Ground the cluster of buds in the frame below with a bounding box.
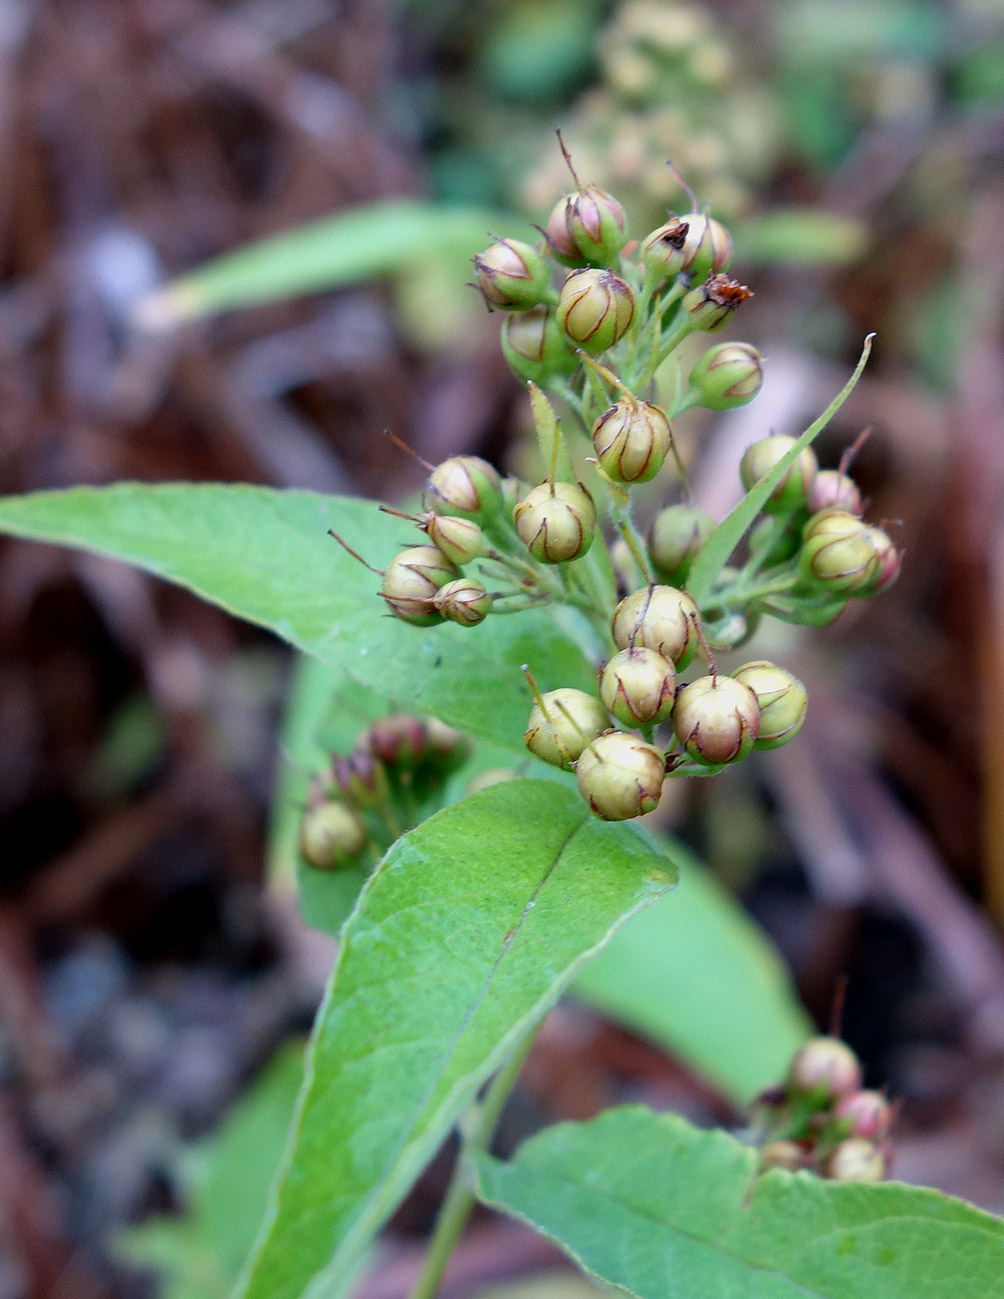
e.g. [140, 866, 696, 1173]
[754, 1036, 893, 1182]
[298, 714, 470, 869]
[362, 153, 897, 824]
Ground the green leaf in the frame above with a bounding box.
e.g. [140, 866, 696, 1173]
[236, 781, 678, 1299]
[135, 200, 531, 325]
[686, 335, 873, 606]
[734, 209, 868, 267]
[573, 845, 810, 1103]
[0, 485, 595, 753]
[477, 1108, 1004, 1299]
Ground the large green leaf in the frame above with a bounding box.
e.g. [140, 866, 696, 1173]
[573, 848, 810, 1103]
[236, 781, 678, 1299]
[135, 200, 530, 325]
[0, 485, 594, 753]
[477, 1108, 1004, 1299]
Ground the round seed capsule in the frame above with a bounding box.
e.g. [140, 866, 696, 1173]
[575, 731, 665, 821]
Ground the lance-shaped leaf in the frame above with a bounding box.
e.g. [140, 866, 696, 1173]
[0, 485, 595, 752]
[237, 781, 678, 1299]
[477, 1107, 1004, 1299]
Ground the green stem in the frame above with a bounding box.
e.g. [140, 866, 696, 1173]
[407, 1028, 538, 1299]
[709, 571, 800, 612]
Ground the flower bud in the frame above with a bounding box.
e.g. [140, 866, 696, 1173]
[380, 545, 456, 624]
[612, 585, 700, 669]
[514, 481, 596, 563]
[424, 514, 488, 566]
[688, 341, 764, 410]
[524, 687, 610, 769]
[555, 186, 629, 267]
[557, 268, 635, 353]
[501, 305, 577, 382]
[433, 577, 492, 627]
[789, 1036, 861, 1100]
[799, 510, 881, 594]
[546, 195, 584, 265]
[428, 456, 503, 519]
[673, 675, 760, 765]
[365, 714, 429, 769]
[759, 1140, 805, 1172]
[466, 767, 519, 796]
[640, 215, 690, 278]
[648, 505, 716, 584]
[834, 1090, 892, 1141]
[682, 274, 752, 332]
[808, 469, 863, 516]
[824, 1138, 886, 1183]
[299, 801, 368, 869]
[591, 399, 671, 484]
[599, 647, 676, 726]
[332, 749, 391, 810]
[575, 731, 665, 821]
[740, 435, 818, 514]
[677, 212, 733, 279]
[732, 661, 808, 750]
[473, 238, 551, 310]
[857, 525, 901, 597]
[423, 717, 472, 771]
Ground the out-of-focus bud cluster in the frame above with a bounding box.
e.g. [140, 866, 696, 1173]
[753, 1036, 893, 1181]
[298, 715, 471, 870]
[521, 0, 779, 231]
[367, 157, 893, 825]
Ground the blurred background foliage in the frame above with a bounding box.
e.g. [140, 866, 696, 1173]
[2, 0, 1004, 1296]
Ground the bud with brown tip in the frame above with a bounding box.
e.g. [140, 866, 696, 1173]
[611, 585, 700, 669]
[682, 274, 752, 332]
[523, 687, 610, 769]
[380, 546, 457, 625]
[673, 675, 760, 765]
[514, 481, 597, 563]
[575, 731, 665, 821]
[599, 647, 676, 726]
[677, 213, 734, 279]
[428, 456, 503, 520]
[557, 268, 635, 353]
[648, 505, 716, 585]
[299, 801, 368, 869]
[740, 435, 818, 514]
[732, 661, 808, 750]
[473, 238, 551, 310]
[640, 216, 690, 279]
[789, 1036, 862, 1101]
[591, 399, 671, 484]
[433, 578, 493, 627]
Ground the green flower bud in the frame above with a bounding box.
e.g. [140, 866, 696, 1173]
[591, 399, 671, 484]
[682, 274, 752, 332]
[640, 216, 690, 278]
[557, 268, 635, 354]
[808, 469, 863, 516]
[799, 510, 881, 593]
[473, 238, 551, 310]
[648, 504, 716, 584]
[759, 1140, 805, 1172]
[834, 1090, 892, 1141]
[545, 195, 584, 266]
[740, 435, 818, 514]
[514, 481, 597, 563]
[331, 749, 391, 810]
[575, 731, 665, 821]
[523, 687, 610, 769]
[424, 513, 488, 567]
[433, 577, 492, 626]
[611, 585, 700, 669]
[824, 1138, 886, 1183]
[857, 525, 901, 597]
[547, 187, 628, 267]
[423, 717, 472, 771]
[428, 456, 503, 519]
[365, 714, 429, 769]
[466, 767, 518, 796]
[380, 545, 456, 624]
[789, 1036, 861, 1100]
[677, 212, 733, 279]
[501, 305, 577, 382]
[299, 801, 368, 869]
[688, 341, 764, 410]
[599, 647, 676, 726]
[673, 675, 760, 765]
[732, 661, 808, 750]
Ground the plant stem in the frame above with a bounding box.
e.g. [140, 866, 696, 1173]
[407, 1028, 538, 1299]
